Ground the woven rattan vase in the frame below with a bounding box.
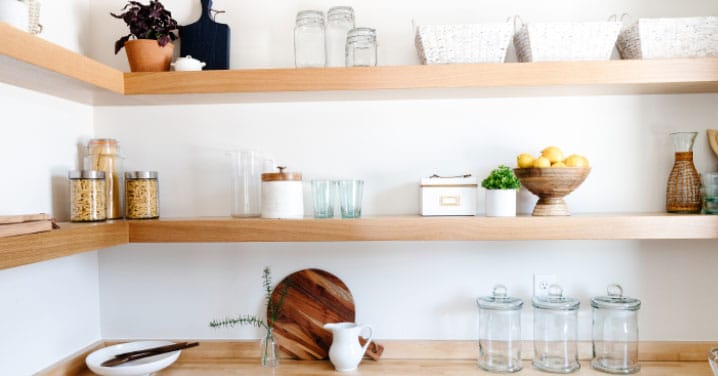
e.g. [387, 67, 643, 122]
[666, 132, 701, 213]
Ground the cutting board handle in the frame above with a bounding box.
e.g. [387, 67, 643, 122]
[200, 0, 212, 19]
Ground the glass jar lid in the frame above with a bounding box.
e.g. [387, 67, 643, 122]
[68, 170, 105, 179]
[125, 171, 158, 179]
[591, 284, 641, 311]
[262, 166, 302, 182]
[532, 284, 580, 310]
[327, 6, 354, 21]
[296, 10, 324, 25]
[477, 284, 523, 310]
[347, 27, 376, 43]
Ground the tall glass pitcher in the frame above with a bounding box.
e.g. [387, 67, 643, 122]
[230, 150, 268, 217]
[666, 132, 701, 213]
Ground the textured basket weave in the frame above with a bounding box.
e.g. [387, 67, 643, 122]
[514, 21, 622, 62]
[415, 23, 513, 64]
[617, 17, 718, 59]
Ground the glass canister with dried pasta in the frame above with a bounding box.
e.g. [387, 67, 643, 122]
[125, 171, 159, 219]
[85, 138, 123, 219]
[69, 170, 107, 222]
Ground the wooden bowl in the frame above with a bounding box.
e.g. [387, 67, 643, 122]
[514, 167, 591, 216]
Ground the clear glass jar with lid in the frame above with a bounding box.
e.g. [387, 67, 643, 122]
[476, 284, 523, 373]
[532, 284, 580, 373]
[591, 284, 641, 374]
[346, 27, 377, 67]
[84, 138, 123, 219]
[294, 10, 326, 68]
[69, 170, 106, 222]
[125, 171, 159, 219]
[326, 6, 355, 67]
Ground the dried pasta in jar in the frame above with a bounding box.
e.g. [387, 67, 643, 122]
[85, 139, 123, 219]
[125, 171, 159, 219]
[69, 170, 107, 222]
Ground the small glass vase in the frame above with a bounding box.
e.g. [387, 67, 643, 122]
[666, 132, 702, 213]
[260, 328, 278, 367]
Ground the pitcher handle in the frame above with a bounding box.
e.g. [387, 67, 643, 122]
[360, 324, 374, 355]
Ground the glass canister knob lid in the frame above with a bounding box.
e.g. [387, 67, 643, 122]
[532, 284, 580, 310]
[591, 284, 641, 310]
[477, 284, 523, 310]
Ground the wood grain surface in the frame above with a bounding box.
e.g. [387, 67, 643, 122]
[269, 269, 355, 360]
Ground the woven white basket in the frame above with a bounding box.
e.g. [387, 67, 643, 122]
[617, 17, 718, 59]
[415, 23, 513, 64]
[514, 21, 622, 62]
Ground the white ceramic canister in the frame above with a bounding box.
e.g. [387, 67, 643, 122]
[261, 166, 304, 219]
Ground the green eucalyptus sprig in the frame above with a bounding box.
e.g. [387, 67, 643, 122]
[481, 165, 520, 190]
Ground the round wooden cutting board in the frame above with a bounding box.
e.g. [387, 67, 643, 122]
[268, 268, 355, 360]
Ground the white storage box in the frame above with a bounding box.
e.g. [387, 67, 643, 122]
[514, 20, 622, 62]
[420, 175, 477, 216]
[415, 23, 513, 64]
[617, 17, 718, 59]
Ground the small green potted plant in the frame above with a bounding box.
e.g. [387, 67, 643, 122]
[111, 0, 178, 72]
[481, 165, 520, 217]
[209, 267, 290, 368]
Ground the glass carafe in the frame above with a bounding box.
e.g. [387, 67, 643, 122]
[666, 132, 701, 213]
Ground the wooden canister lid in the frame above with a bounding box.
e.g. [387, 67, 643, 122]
[262, 166, 302, 181]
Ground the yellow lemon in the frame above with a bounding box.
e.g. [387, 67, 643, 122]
[541, 146, 564, 163]
[517, 153, 535, 168]
[533, 156, 551, 168]
[564, 154, 590, 167]
[552, 161, 567, 168]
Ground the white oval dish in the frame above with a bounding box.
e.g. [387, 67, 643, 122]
[85, 341, 181, 376]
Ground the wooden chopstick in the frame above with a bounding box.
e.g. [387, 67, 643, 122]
[111, 342, 188, 359]
[101, 342, 199, 367]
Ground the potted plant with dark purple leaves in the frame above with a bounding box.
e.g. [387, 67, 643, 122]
[111, 0, 178, 72]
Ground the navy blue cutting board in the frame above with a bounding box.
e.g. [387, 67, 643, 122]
[179, 0, 230, 70]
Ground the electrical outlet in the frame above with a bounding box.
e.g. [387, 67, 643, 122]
[534, 274, 557, 297]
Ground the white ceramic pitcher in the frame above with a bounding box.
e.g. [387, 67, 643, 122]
[323, 322, 374, 372]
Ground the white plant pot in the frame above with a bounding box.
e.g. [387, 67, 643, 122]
[485, 189, 517, 217]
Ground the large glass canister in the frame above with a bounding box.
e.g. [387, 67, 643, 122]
[294, 10, 326, 68]
[326, 6, 355, 67]
[476, 284, 523, 373]
[666, 131, 701, 213]
[84, 138, 123, 219]
[532, 284, 580, 374]
[591, 284, 641, 374]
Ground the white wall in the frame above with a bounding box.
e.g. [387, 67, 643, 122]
[0, 1, 100, 374]
[88, 0, 718, 343]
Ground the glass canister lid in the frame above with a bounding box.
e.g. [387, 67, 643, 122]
[532, 284, 580, 310]
[591, 284, 641, 311]
[477, 284, 523, 310]
[262, 166, 302, 182]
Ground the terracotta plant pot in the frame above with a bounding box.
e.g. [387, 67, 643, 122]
[124, 39, 174, 72]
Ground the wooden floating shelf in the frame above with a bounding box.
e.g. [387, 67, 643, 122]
[129, 214, 718, 243]
[4, 22, 718, 105]
[44, 340, 716, 376]
[0, 221, 128, 270]
[3, 214, 716, 271]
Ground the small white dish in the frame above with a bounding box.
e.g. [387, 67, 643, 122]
[85, 341, 181, 376]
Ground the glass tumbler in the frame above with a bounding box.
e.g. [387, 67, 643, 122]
[312, 180, 337, 218]
[591, 284, 641, 374]
[703, 173, 718, 214]
[339, 180, 364, 218]
[230, 150, 265, 217]
[294, 10, 326, 68]
[346, 27, 377, 67]
[477, 285, 523, 373]
[532, 284, 580, 374]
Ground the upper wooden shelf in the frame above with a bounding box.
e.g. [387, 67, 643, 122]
[2, 214, 716, 271]
[4, 22, 718, 105]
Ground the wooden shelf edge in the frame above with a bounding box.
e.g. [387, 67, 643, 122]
[0, 221, 129, 270]
[129, 214, 718, 242]
[123, 58, 718, 96]
[41, 340, 716, 376]
[0, 23, 124, 97]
